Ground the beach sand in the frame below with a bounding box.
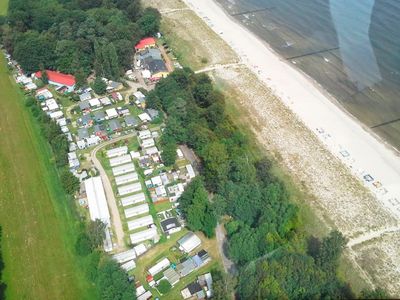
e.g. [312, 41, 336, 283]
[184, 0, 400, 217]
[146, 0, 400, 294]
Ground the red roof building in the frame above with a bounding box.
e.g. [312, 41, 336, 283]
[35, 70, 76, 87]
[135, 37, 156, 51]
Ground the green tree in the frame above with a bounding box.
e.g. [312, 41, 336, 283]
[40, 66, 48, 84]
[96, 259, 136, 300]
[13, 31, 56, 73]
[87, 219, 106, 250]
[211, 269, 234, 300]
[75, 68, 87, 88]
[157, 279, 171, 294]
[137, 8, 160, 36]
[75, 233, 92, 256]
[228, 225, 260, 264]
[179, 178, 217, 237]
[360, 288, 390, 299]
[201, 141, 229, 191]
[60, 169, 80, 195]
[315, 230, 347, 273]
[161, 142, 177, 166]
[92, 77, 107, 95]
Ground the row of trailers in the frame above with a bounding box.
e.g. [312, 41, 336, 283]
[107, 145, 158, 245]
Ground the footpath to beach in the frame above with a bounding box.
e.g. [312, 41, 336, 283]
[146, 0, 400, 294]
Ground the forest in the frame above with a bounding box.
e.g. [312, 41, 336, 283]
[2, 0, 160, 81]
[147, 68, 389, 299]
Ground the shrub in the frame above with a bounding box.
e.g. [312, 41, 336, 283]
[157, 279, 172, 294]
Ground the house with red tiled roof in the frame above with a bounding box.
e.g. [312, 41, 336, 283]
[34, 70, 76, 92]
[135, 37, 156, 52]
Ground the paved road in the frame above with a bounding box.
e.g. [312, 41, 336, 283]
[90, 133, 136, 251]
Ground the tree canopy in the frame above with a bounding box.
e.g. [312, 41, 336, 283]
[5, 0, 161, 79]
[147, 67, 390, 299]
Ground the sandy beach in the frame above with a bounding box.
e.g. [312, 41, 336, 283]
[183, 0, 400, 219]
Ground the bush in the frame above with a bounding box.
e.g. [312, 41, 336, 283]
[60, 169, 80, 195]
[157, 279, 171, 294]
[75, 233, 92, 256]
[92, 77, 107, 95]
[25, 97, 36, 107]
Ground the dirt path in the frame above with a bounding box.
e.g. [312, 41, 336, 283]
[347, 225, 400, 247]
[159, 8, 190, 14]
[216, 223, 237, 275]
[195, 62, 244, 74]
[90, 133, 136, 251]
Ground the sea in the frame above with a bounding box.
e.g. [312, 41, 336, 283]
[217, 0, 400, 151]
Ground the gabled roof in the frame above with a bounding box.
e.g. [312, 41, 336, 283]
[160, 217, 180, 233]
[143, 57, 167, 74]
[139, 48, 162, 60]
[186, 282, 202, 295]
[35, 70, 76, 86]
[109, 119, 122, 131]
[135, 37, 156, 50]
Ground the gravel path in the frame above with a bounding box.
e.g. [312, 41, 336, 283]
[216, 223, 237, 275]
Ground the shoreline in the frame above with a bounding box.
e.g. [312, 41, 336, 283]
[183, 0, 400, 220]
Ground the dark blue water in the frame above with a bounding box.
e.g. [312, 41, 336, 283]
[218, 0, 400, 150]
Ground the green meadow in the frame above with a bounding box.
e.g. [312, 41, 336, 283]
[0, 54, 95, 298]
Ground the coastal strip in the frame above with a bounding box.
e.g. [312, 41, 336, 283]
[183, 0, 400, 218]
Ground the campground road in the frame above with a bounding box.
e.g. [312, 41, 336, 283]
[90, 133, 136, 251]
[216, 223, 237, 275]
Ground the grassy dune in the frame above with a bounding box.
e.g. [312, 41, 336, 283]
[0, 56, 95, 299]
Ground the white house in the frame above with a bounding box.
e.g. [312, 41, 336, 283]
[130, 227, 158, 244]
[178, 232, 201, 253]
[138, 130, 152, 140]
[89, 98, 101, 108]
[121, 260, 136, 272]
[124, 203, 149, 218]
[127, 215, 153, 231]
[141, 138, 155, 149]
[134, 244, 147, 256]
[120, 192, 146, 207]
[150, 175, 162, 187]
[115, 172, 139, 186]
[107, 146, 128, 158]
[106, 108, 118, 119]
[148, 258, 170, 276]
[118, 182, 142, 196]
[138, 112, 151, 122]
[84, 177, 111, 226]
[109, 154, 132, 167]
[112, 163, 135, 176]
[49, 110, 64, 119]
[186, 164, 196, 180]
[112, 248, 137, 264]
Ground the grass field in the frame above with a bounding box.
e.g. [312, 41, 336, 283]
[0, 0, 7, 15]
[0, 55, 96, 299]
